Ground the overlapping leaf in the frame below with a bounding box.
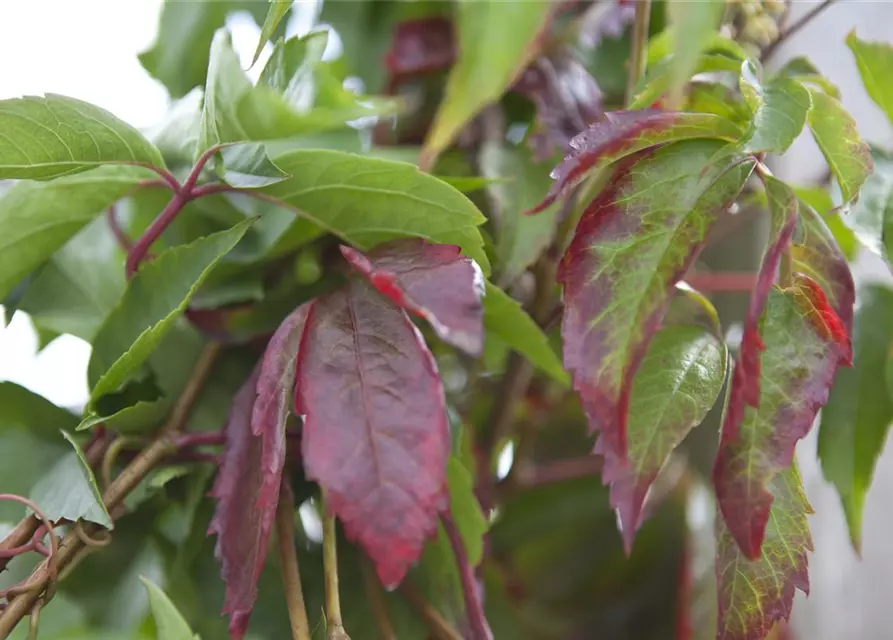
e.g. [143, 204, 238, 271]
[527, 111, 743, 214]
[254, 0, 292, 64]
[0, 165, 153, 300]
[482, 281, 567, 385]
[297, 278, 450, 588]
[87, 220, 253, 405]
[260, 149, 489, 272]
[0, 94, 164, 180]
[422, 0, 553, 166]
[607, 325, 726, 551]
[837, 149, 893, 260]
[739, 63, 811, 154]
[775, 56, 841, 99]
[818, 285, 893, 550]
[716, 464, 813, 640]
[629, 54, 743, 110]
[665, 0, 726, 104]
[846, 31, 893, 126]
[714, 284, 849, 560]
[806, 87, 872, 203]
[340, 239, 484, 355]
[559, 140, 752, 463]
[141, 576, 200, 640]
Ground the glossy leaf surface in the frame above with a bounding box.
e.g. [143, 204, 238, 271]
[340, 239, 484, 355]
[298, 278, 450, 588]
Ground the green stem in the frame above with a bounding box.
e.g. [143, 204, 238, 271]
[276, 481, 312, 640]
[626, 0, 652, 107]
[323, 509, 350, 640]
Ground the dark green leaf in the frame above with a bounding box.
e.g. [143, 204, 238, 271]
[141, 576, 199, 640]
[253, 0, 293, 64]
[0, 381, 78, 441]
[260, 149, 490, 272]
[739, 63, 811, 154]
[665, 0, 726, 103]
[806, 87, 872, 204]
[846, 30, 893, 127]
[87, 220, 253, 403]
[423, 0, 553, 165]
[818, 285, 893, 550]
[19, 217, 125, 341]
[480, 142, 560, 285]
[29, 431, 112, 528]
[483, 281, 567, 384]
[0, 165, 153, 301]
[609, 325, 726, 549]
[0, 94, 164, 180]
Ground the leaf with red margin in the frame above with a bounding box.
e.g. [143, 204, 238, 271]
[713, 283, 849, 561]
[340, 239, 484, 356]
[527, 111, 744, 214]
[297, 277, 450, 588]
[209, 304, 311, 638]
[560, 139, 753, 469]
[792, 201, 856, 336]
[716, 462, 813, 640]
[608, 325, 727, 552]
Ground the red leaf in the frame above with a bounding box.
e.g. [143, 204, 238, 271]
[559, 142, 752, 471]
[340, 239, 485, 355]
[526, 110, 744, 214]
[297, 278, 450, 588]
[209, 304, 311, 638]
[714, 283, 846, 560]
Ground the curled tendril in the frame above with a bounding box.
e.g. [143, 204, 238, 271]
[0, 495, 58, 577]
[73, 521, 112, 549]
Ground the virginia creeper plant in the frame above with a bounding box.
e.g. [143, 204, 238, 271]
[0, 1, 890, 639]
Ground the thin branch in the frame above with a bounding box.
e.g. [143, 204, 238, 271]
[685, 271, 757, 293]
[322, 510, 350, 640]
[398, 581, 464, 640]
[361, 555, 397, 640]
[125, 161, 181, 193]
[276, 480, 312, 640]
[625, 0, 652, 106]
[762, 0, 835, 62]
[441, 512, 492, 640]
[105, 205, 133, 252]
[0, 343, 221, 636]
[499, 456, 604, 498]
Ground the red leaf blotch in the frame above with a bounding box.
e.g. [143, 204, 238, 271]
[340, 239, 484, 356]
[297, 278, 450, 588]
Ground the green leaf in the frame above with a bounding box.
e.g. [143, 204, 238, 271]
[610, 325, 726, 549]
[482, 281, 567, 385]
[794, 185, 858, 261]
[198, 30, 398, 159]
[818, 285, 893, 550]
[647, 30, 749, 67]
[260, 149, 490, 272]
[629, 54, 743, 110]
[806, 87, 872, 204]
[254, 0, 293, 64]
[480, 143, 559, 285]
[716, 463, 812, 640]
[19, 217, 125, 341]
[141, 576, 200, 640]
[422, 0, 552, 165]
[147, 89, 203, 167]
[846, 30, 893, 127]
[665, 0, 726, 104]
[775, 56, 841, 99]
[0, 382, 78, 441]
[446, 455, 487, 567]
[839, 149, 893, 259]
[0, 165, 153, 301]
[87, 220, 254, 403]
[739, 62, 811, 154]
[0, 94, 164, 180]
[29, 431, 112, 528]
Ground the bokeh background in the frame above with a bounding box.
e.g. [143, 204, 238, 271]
[1, 2, 892, 638]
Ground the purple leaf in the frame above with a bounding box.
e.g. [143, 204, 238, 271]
[340, 239, 485, 355]
[297, 278, 451, 588]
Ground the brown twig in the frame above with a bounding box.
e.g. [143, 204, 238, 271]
[398, 581, 464, 640]
[0, 343, 221, 637]
[685, 271, 757, 293]
[441, 512, 492, 640]
[276, 480, 312, 640]
[762, 0, 836, 62]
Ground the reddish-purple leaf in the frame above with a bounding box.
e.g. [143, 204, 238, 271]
[716, 463, 813, 640]
[714, 282, 848, 560]
[297, 278, 450, 588]
[526, 110, 744, 214]
[209, 304, 311, 638]
[559, 140, 752, 493]
[340, 239, 485, 356]
[383, 17, 455, 92]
